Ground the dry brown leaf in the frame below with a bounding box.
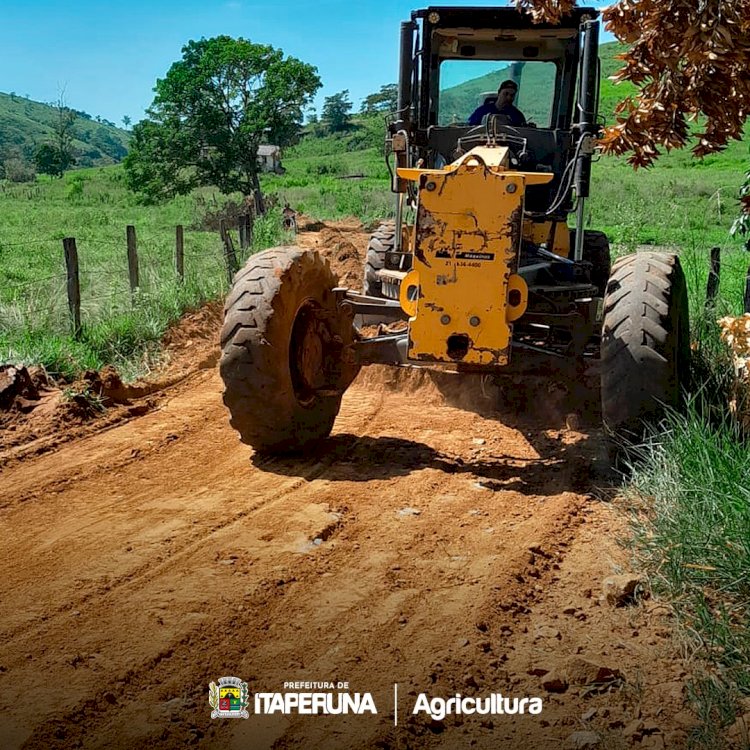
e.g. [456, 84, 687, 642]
[517, 0, 750, 166]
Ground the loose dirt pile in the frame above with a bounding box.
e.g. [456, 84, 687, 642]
[296, 216, 369, 289]
[0, 303, 222, 465]
[0, 219, 710, 749]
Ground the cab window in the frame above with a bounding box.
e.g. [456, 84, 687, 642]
[438, 60, 558, 127]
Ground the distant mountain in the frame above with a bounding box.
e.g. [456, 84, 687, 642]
[0, 92, 130, 168]
[437, 42, 635, 126]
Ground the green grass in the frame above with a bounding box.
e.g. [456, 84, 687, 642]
[617, 254, 749, 748]
[622, 396, 750, 748]
[0, 166, 285, 380]
[590, 136, 750, 251]
[260, 117, 393, 224]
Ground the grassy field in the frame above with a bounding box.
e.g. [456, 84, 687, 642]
[2, 119, 748, 378]
[260, 117, 392, 224]
[0, 169, 285, 379]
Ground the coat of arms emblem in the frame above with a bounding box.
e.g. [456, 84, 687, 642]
[209, 676, 250, 719]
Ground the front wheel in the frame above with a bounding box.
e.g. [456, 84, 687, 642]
[220, 247, 359, 453]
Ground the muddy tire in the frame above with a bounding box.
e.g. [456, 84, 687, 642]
[600, 252, 690, 443]
[363, 221, 396, 297]
[220, 247, 352, 453]
[570, 229, 611, 296]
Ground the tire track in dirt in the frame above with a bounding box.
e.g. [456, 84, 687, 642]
[0, 360, 596, 749]
[0, 384, 387, 648]
[7, 382, 598, 750]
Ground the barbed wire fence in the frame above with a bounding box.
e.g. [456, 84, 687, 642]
[0, 214, 258, 341]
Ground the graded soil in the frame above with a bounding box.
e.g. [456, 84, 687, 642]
[0, 220, 700, 750]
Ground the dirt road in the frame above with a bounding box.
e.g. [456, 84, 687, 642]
[0, 222, 694, 749]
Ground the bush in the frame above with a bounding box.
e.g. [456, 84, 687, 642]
[3, 157, 36, 183]
[306, 159, 346, 176]
[66, 173, 86, 201]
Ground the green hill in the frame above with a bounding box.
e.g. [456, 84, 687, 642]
[439, 61, 558, 125]
[0, 92, 130, 170]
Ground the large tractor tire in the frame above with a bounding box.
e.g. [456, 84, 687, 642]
[363, 220, 396, 297]
[220, 247, 358, 454]
[601, 252, 691, 443]
[570, 229, 611, 296]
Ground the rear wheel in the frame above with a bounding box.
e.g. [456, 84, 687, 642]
[363, 221, 396, 297]
[600, 252, 690, 444]
[220, 247, 358, 453]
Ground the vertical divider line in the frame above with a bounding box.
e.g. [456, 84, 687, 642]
[394, 683, 398, 726]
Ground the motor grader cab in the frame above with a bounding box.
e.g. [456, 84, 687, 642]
[219, 6, 690, 456]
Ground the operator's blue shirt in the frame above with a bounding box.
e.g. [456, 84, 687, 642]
[468, 102, 527, 127]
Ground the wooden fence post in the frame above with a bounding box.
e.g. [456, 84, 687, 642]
[705, 246, 721, 308]
[126, 225, 139, 295]
[251, 188, 265, 217]
[62, 237, 81, 339]
[744, 263, 750, 314]
[238, 216, 247, 250]
[175, 225, 184, 282]
[220, 219, 238, 282]
[238, 214, 248, 250]
[238, 213, 253, 250]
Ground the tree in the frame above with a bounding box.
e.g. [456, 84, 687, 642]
[2, 147, 36, 183]
[322, 90, 352, 132]
[34, 97, 77, 178]
[35, 143, 67, 177]
[121, 115, 131, 129]
[50, 97, 77, 175]
[123, 36, 321, 207]
[360, 84, 399, 115]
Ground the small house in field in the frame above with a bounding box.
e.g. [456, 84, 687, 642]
[257, 144, 284, 174]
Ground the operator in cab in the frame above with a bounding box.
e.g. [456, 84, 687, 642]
[468, 79, 527, 127]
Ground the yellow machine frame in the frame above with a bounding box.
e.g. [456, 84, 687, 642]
[397, 146, 554, 365]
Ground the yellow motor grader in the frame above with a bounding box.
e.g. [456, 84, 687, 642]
[219, 5, 690, 454]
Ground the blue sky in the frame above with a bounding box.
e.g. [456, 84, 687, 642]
[0, 1, 611, 126]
